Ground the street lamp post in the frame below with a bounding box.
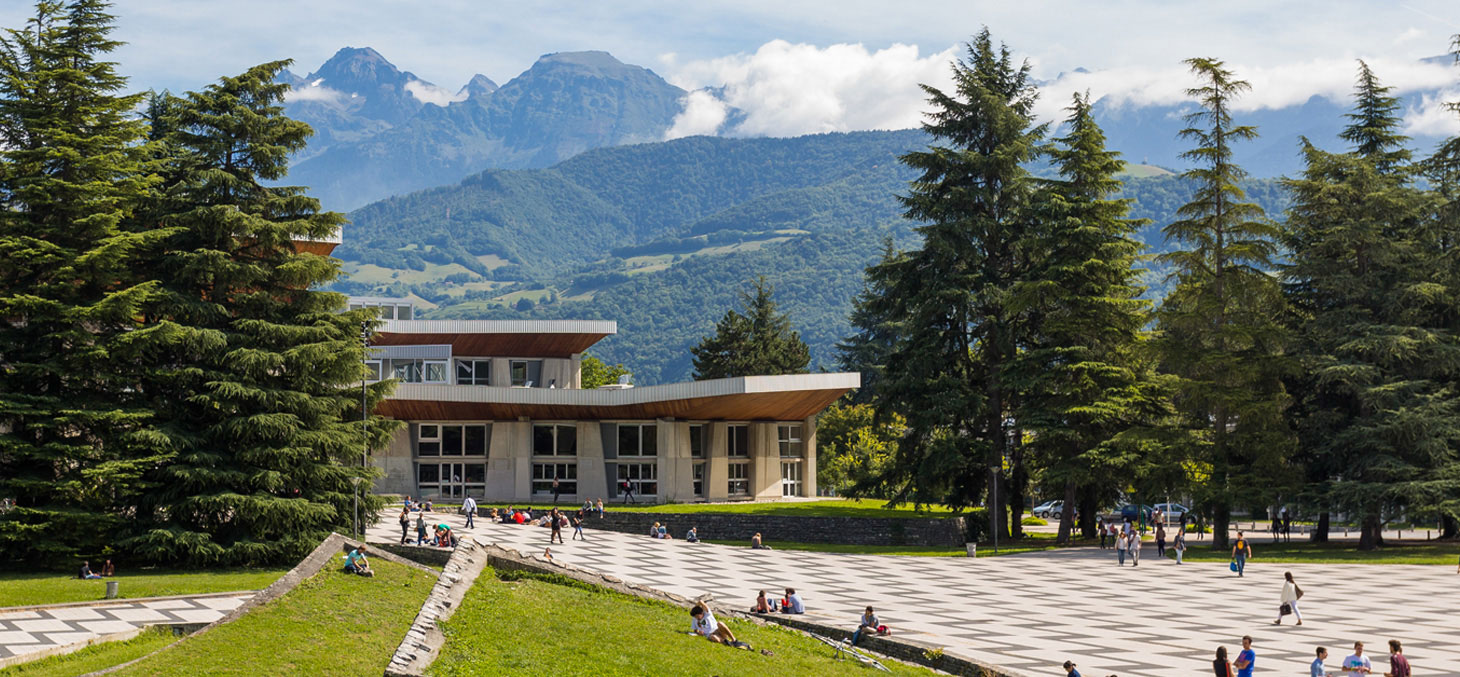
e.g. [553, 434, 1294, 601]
[991, 465, 999, 554]
[356, 320, 370, 540]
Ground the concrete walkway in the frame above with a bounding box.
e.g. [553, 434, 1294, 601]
[0, 593, 252, 665]
[413, 517, 1460, 677]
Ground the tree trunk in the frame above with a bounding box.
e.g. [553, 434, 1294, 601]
[1358, 512, 1382, 551]
[1442, 514, 1458, 540]
[1077, 486, 1099, 538]
[1212, 502, 1231, 550]
[1056, 479, 1077, 545]
[1311, 511, 1330, 543]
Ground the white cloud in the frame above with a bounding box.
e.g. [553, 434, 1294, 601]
[284, 84, 346, 103]
[403, 79, 466, 107]
[666, 40, 957, 137]
[1404, 90, 1460, 136]
[665, 90, 730, 139]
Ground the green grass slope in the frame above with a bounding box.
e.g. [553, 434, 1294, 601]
[0, 568, 288, 608]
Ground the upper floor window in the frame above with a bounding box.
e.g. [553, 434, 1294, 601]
[727, 424, 749, 458]
[393, 359, 447, 384]
[456, 359, 491, 386]
[617, 423, 657, 457]
[689, 424, 705, 458]
[778, 424, 803, 457]
[365, 360, 382, 382]
[532, 424, 577, 456]
[510, 359, 543, 387]
[417, 424, 489, 457]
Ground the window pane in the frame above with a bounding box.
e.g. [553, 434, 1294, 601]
[367, 361, 382, 381]
[380, 305, 396, 320]
[457, 361, 473, 384]
[690, 425, 704, 458]
[642, 425, 657, 456]
[420, 424, 439, 439]
[465, 426, 486, 455]
[511, 361, 528, 386]
[418, 464, 439, 483]
[618, 425, 640, 456]
[533, 425, 554, 455]
[443, 426, 463, 455]
[557, 425, 577, 455]
[397, 305, 413, 320]
[418, 442, 440, 456]
[425, 362, 446, 382]
[464, 464, 485, 483]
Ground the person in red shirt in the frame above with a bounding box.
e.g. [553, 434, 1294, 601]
[1384, 640, 1411, 677]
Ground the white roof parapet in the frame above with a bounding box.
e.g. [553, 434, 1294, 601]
[391, 372, 860, 405]
[378, 319, 618, 335]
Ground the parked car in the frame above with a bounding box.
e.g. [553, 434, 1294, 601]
[1032, 500, 1079, 520]
[1119, 503, 1154, 521]
[1151, 502, 1190, 522]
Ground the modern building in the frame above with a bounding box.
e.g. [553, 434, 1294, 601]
[357, 297, 859, 504]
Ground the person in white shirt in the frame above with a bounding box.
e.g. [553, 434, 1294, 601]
[1129, 531, 1141, 566]
[688, 602, 750, 649]
[462, 496, 477, 528]
[1342, 641, 1372, 675]
[1116, 532, 1129, 565]
[1274, 571, 1303, 625]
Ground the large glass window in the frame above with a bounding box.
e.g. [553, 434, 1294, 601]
[417, 461, 485, 499]
[455, 359, 491, 386]
[417, 424, 488, 457]
[617, 462, 658, 496]
[533, 463, 577, 495]
[781, 461, 803, 497]
[533, 424, 577, 456]
[727, 425, 749, 458]
[392, 359, 448, 384]
[365, 360, 382, 381]
[693, 462, 706, 496]
[689, 425, 705, 458]
[778, 424, 803, 457]
[617, 423, 657, 457]
[510, 359, 543, 387]
[728, 461, 750, 496]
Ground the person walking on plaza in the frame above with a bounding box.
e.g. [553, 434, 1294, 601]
[462, 495, 477, 528]
[1116, 530, 1129, 565]
[1175, 527, 1188, 564]
[1313, 647, 1331, 677]
[1155, 522, 1167, 559]
[1382, 640, 1410, 677]
[1129, 529, 1141, 566]
[399, 506, 411, 544]
[1342, 641, 1372, 675]
[1099, 519, 1109, 549]
[1232, 531, 1252, 577]
[552, 478, 561, 505]
[1234, 635, 1256, 677]
[620, 479, 636, 504]
[549, 507, 564, 544]
[571, 514, 586, 541]
[1274, 570, 1303, 625]
[1213, 646, 1235, 677]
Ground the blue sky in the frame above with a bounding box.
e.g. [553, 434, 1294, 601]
[2, 1, 1458, 136]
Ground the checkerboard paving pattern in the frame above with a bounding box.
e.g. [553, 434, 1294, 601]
[445, 520, 1460, 677]
[0, 594, 251, 663]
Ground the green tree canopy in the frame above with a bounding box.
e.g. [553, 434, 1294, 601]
[580, 352, 631, 389]
[690, 276, 810, 379]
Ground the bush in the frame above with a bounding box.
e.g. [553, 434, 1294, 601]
[1021, 516, 1047, 526]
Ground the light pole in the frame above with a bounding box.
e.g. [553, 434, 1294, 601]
[356, 320, 370, 540]
[991, 465, 999, 554]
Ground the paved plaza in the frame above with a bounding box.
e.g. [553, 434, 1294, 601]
[0, 593, 252, 664]
[372, 514, 1460, 676]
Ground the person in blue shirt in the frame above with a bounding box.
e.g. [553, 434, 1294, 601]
[1063, 660, 1081, 677]
[343, 546, 373, 577]
[1234, 635, 1256, 677]
[1312, 646, 1331, 677]
[780, 587, 804, 614]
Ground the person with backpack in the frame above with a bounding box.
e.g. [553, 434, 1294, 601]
[398, 506, 411, 544]
[1231, 531, 1253, 577]
[851, 606, 889, 645]
[1274, 570, 1303, 625]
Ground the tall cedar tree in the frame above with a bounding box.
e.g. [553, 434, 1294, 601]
[691, 276, 810, 380]
[124, 62, 399, 566]
[1284, 62, 1460, 550]
[865, 29, 1044, 540]
[1155, 58, 1292, 550]
[0, 1, 170, 565]
[835, 238, 902, 404]
[1422, 37, 1460, 538]
[1012, 93, 1170, 544]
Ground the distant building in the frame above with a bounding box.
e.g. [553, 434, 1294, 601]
[353, 297, 858, 503]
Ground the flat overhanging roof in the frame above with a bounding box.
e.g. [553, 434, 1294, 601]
[375, 372, 859, 421]
[373, 319, 617, 357]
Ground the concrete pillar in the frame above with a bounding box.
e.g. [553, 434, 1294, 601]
[372, 426, 414, 496]
[485, 422, 516, 500]
[753, 422, 781, 500]
[511, 418, 533, 501]
[707, 422, 729, 501]
[574, 421, 604, 503]
[803, 414, 818, 497]
[660, 419, 695, 503]
[569, 353, 583, 389]
[490, 358, 512, 387]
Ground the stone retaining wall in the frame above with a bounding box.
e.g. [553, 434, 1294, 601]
[574, 511, 968, 546]
[384, 538, 492, 677]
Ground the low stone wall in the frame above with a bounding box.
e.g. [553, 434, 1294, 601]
[576, 511, 968, 547]
[384, 538, 492, 677]
[372, 542, 454, 567]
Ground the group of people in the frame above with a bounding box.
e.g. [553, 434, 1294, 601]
[1211, 637, 1411, 677]
[748, 587, 804, 614]
[76, 559, 115, 580]
[1104, 517, 1192, 566]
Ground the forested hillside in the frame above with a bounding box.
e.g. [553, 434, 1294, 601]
[332, 129, 1288, 383]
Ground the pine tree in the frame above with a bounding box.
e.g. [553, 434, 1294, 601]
[691, 276, 809, 380]
[0, 0, 169, 565]
[1421, 36, 1460, 538]
[1154, 58, 1293, 550]
[1013, 93, 1170, 544]
[835, 238, 902, 404]
[124, 61, 398, 565]
[865, 29, 1045, 539]
[1286, 62, 1460, 550]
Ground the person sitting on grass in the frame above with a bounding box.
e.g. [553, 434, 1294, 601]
[101, 559, 115, 577]
[780, 587, 804, 614]
[686, 526, 699, 543]
[750, 590, 771, 613]
[689, 602, 752, 650]
[343, 546, 374, 577]
[78, 560, 102, 580]
[851, 606, 889, 645]
[751, 532, 771, 550]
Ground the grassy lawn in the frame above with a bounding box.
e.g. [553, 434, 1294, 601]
[0, 627, 176, 677]
[463, 498, 962, 519]
[0, 568, 289, 608]
[107, 558, 434, 676]
[1171, 539, 1460, 565]
[428, 569, 937, 677]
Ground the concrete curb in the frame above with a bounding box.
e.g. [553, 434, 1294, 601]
[0, 590, 256, 615]
[0, 622, 205, 671]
